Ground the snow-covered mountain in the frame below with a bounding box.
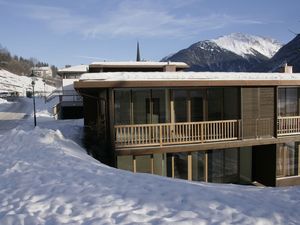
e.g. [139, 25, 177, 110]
[162, 33, 283, 72]
[258, 34, 300, 72]
[212, 33, 282, 59]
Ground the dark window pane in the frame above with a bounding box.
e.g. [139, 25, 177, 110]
[174, 153, 188, 179]
[208, 148, 239, 183]
[208, 88, 223, 120]
[173, 90, 188, 122]
[152, 89, 169, 123]
[276, 142, 299, 177]
[190, 90, 204, 122]
[132, 89, 150, 124]
[192, 152, 205, 181]
[223, 88, 239, 119]
[115, 90, 131, 125]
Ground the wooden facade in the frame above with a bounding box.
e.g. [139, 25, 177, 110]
[75, 77, 300, 187]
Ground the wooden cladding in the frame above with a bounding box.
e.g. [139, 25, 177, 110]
[278, 116, 300, 136]
[115, 120, 240, 148]
[242, 87, 275, 138]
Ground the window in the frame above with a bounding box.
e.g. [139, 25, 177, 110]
[277, 142, 299, 177]
[208, 148, 239, 183]
[114, 90, 131, 125]
[278, 88, 299, 117]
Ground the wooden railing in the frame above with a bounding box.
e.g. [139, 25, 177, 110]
[115, 120, 240, 148]
[278, 116, 300, 136]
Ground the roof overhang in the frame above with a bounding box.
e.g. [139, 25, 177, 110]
[74, 79, 300, 89]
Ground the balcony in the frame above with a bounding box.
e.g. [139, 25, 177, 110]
[278, 116, 300, 136]
[115, 120, 240, 148]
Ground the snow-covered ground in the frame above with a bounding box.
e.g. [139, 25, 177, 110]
[0, 98, 299, 225]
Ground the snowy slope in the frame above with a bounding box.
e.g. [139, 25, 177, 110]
[0, 99, 299, 224]
[212, 33, 282, 58]
[0, 69, 55, 96]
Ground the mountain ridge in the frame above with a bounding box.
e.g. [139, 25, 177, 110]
[162, 33, 283, 72]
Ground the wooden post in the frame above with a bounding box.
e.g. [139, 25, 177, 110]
[133, 156, 137, 173]
[204, 151, 208, 182]
[162, 153, 165, 176]
[151, 154, 154, 174]
[159, 125, 162, 147]
[171, 155, 175, 178]
[188, 153, 192, 181]
[274, 87, 278, 138]
[201, 123, 204, 143]
[298, 144, 300, 176]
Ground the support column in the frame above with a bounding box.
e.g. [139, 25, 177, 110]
[162, 153, 165, 176]
[204, 151, 208, 182]
[188, 153, 192, 181]
[171, 154, 175, 178]
[133, 156, 136, 173]
[150, 154, 154, 174]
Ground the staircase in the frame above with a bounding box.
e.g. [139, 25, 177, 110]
[45, 88, 63, 103]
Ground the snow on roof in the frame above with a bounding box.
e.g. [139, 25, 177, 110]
[89, 61, 188, 68]
[58, 65, 88, 73]
[80, 71, 300, 81]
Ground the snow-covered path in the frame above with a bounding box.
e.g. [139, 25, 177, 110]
[0, 98, 33, 133]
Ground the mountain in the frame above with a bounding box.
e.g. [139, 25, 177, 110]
[258, 34, 300, 72]
[162, 33, 283, 72]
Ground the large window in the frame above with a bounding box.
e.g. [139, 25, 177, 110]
[192, 152, 205, 181]
[277, 142, 299, 177]
[173, 90, 188, 122]
[132, 89, 150, 124]
[114, 90, 131, 125]
[208, 148, 239, 183]
[278, 88, 299, 117]
[114, 89, 168, 125]
[167, 153, 188, 180]
[208, 88, 223, 120]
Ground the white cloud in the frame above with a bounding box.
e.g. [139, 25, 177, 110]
[0, 0, 264, 39]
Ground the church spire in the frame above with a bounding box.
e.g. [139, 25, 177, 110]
[136, 41, 141, 62]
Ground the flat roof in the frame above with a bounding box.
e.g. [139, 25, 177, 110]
[58, 65, 88, 73]
[89, 61, 189, 68]
[74, 72, 300, 88]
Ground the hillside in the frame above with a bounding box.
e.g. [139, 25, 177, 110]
[0, 44, 55, 76]
[0, 69, 55, 96]
[163, 33, 282, 72]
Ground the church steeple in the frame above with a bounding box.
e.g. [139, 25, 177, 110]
[136, 41, 141, 62]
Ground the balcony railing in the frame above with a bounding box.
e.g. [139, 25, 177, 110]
[115, 120, 240, 148]
[278, 116, 300, 136]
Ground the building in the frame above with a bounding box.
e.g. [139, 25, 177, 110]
[49, 65, 89, 119]
[74, 71, 300, 187]
[55, 62, 188, 119]
[32, 66, 53, 78]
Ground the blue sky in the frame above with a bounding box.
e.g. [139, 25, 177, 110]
[0, 0, 299, 68]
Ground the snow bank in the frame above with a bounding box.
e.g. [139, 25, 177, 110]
[0, 98, 11, 104]
[0, 125, 299, 224]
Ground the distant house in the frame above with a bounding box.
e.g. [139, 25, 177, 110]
[74, 69, 300, 187]
[31, 66, 52, 78]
